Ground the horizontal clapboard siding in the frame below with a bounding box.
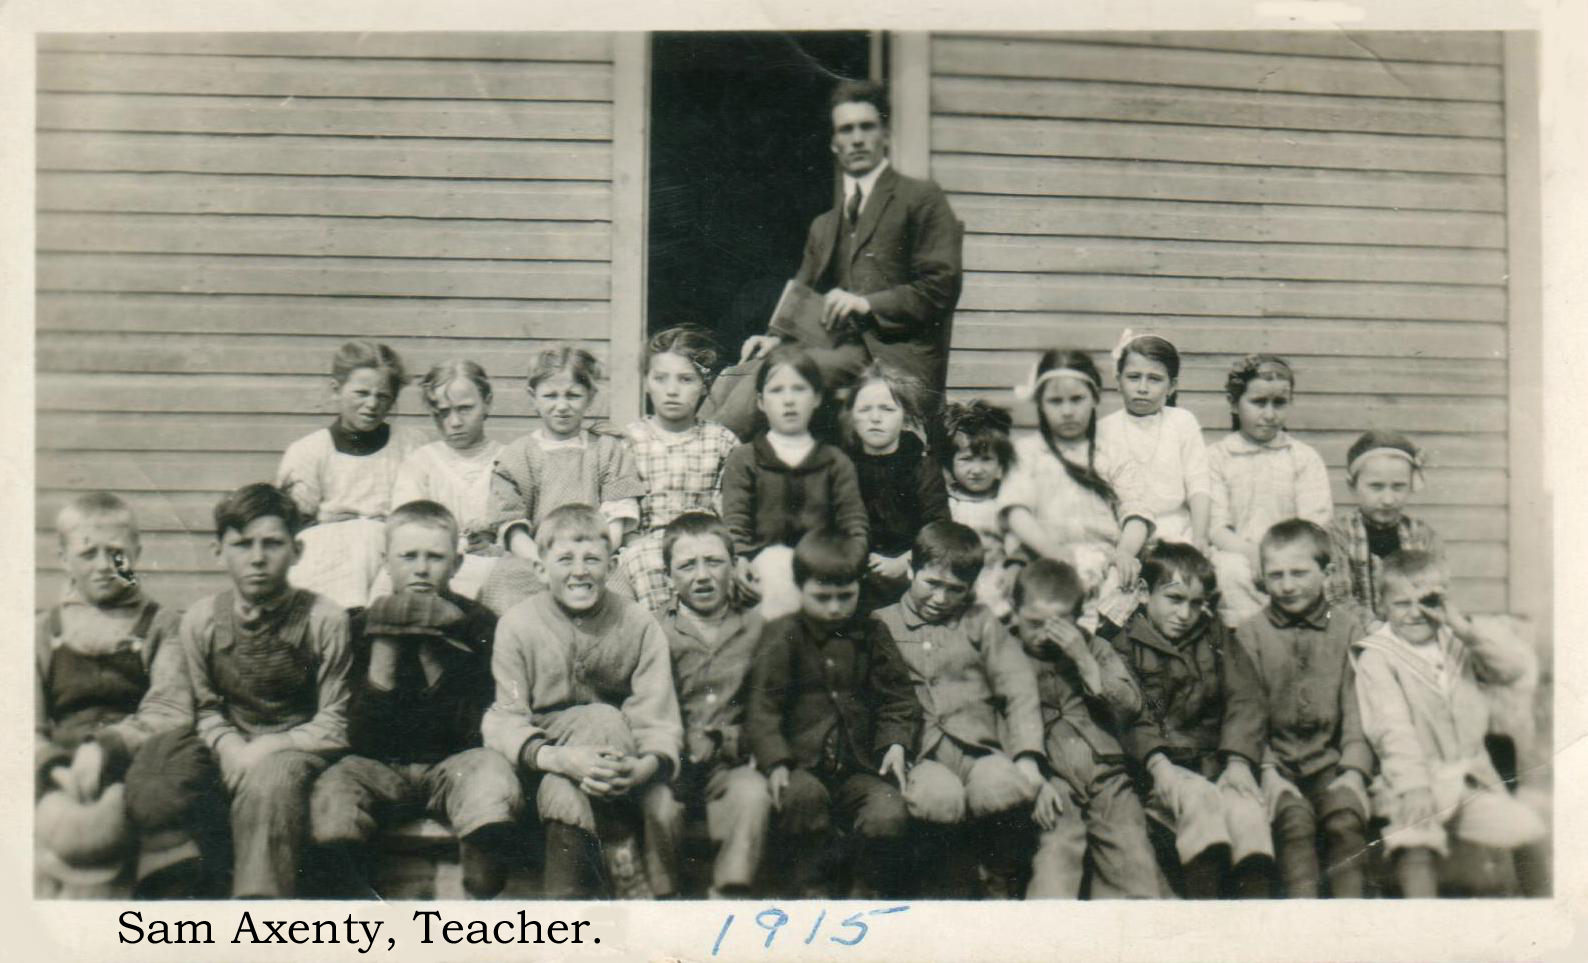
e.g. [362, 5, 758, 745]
[930, 32, 1511, 611]
[37, 33, 617, 608]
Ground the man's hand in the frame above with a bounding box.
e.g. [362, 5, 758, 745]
[540, 745, 624, 797]
[868, 552, 910, 582]
[1401, 786, 1438, 827]
[822, 289, 870, 330]
[739, 335, 783, 365]
[603, 753, 661, 796]
[66, 742, 108, 802]
[878, 744, 908, 787]
[768, 765, 790, 810]
[1217, 757, 1263, 805]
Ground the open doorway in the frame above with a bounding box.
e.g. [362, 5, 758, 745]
[647, 32, 875, 355]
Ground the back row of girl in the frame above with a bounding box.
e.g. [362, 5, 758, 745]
[279, 326, 1436, 632]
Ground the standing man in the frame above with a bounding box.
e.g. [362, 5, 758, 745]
[709, 80, 964, 440]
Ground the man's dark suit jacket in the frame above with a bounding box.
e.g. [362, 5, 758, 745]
[793, 165, 964, 401]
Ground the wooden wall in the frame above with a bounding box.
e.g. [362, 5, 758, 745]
[927, 31, 1511, 611]
[36, 32, 618, 607]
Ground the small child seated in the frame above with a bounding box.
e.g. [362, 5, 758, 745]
[1327, 430, 1444, 614]
[640, 512, 772, 899]
[1220, 519, 1371, 899]
[278, 340, 424, 608]
[481, 503, 683, 899]
[1352, 550, 1545, 897]
[1111, 542, 1273, 899]
[308, 500, 523, 900]
[872, 521, 1054, 898]
[163, 483, 355, 898]
[1011, 559, 1161, 899]
[1207, 355, 1332, 627]
[35, 493, 188, 896]
[746, 527, 921, 899]
[844, 364, 951, 611]
[940, 401, 1017, 618]
[480, 346, 646, 613]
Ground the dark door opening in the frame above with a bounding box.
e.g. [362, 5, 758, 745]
[647, 32, 874, 356]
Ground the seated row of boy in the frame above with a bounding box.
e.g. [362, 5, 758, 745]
[38, 481, 1538, 901]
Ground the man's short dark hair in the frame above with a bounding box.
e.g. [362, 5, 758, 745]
[830, 79, 890, 127]
[913, 520, 984, 583]
[1259, 518, 1332, 570]
[214, 482, 303, 540]
[792, 528, 866, 587]
[662, 511, 735, 571]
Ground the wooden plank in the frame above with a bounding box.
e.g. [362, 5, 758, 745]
[933, 77, 1504, 138]
[37, 332, 607, 376]
[1410, 506, 1507, 541]
[948, 195, 1505, 249]
[38, 172, 613, 221]
[40, 213, 612, 262]
[962, 235, 1507, 286]
[37, 253, 611, 300]
[38, 94, 613, 140]
[956, 274, 1507, 323]
[949, 351, 1505, 396]
[969, 391, 1507, 434]
[38, 451, 283, 492]
[949, 312, 1507, 359]
[38, 51, 614, 101]
[932, 116, 1504, 176]
[36, 412, 550, 453]
[1505, 32, 1542, 632]
[606, 33, 648, 426]
[931, 36, 1503, 101]
[38, 293, 610, 339]
[1036, 32, 1504, 66]
[38, 373, 609, 418]
[39, 132, 613, 181]
[931, 155, 1505, 212]
[38, 32, 615, 62]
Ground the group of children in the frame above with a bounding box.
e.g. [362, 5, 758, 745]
[35, 326, 1546, 901]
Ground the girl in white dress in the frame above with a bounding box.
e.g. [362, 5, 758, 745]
[277, 340, 423, 608]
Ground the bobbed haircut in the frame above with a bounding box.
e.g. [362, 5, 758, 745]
[829, 79, 890, 127]
[662, 510, 736, 571]
[912, 520, 985, 583]
[331, 340, 407, 395]
[527, 344, 604, 392]
[1139, 540, 1217, 597]
[214, 482, 304, 540]
[386, 499, 460, 545]
[1259, 518, 1332, 570]
[940, 400, 1015, 473]
[754, 342, 825, 398]
[1011, 557, 1085, 617]
[846, 362, 925, 426]
[56, 491, 138, 543]
[419, 359, 493, 410]
[534, 502, 610, 554]
[1375, 548, 1445, 595]
[792, 527, 866, 587]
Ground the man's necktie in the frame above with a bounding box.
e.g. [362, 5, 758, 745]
[845, 185, 863, 230]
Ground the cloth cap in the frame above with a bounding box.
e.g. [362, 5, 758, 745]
[364, 591, 468, 648]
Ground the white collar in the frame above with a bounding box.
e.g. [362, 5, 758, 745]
[843, 158, 890, 205]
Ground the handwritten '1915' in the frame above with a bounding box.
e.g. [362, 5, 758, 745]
[711, 905, 910, 954]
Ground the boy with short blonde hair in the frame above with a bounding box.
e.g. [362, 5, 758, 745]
[35, 493, 189, 894]
[482, 503, 682, 899]
[309, 500, 523, 899]
[1221, 518, 1372, 899]
[1352, 549, 1544, 897]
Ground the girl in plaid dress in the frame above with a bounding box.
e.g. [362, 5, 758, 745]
[619, 326, 741, 613]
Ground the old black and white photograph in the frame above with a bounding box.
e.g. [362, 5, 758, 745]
[11, 5, 1577, 959]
